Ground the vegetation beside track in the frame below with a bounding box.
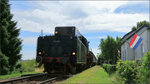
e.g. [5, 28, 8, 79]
[0, 59, 44, 80]
[20, 59, 43, 72]
[0, 72, 42, 80]
[61, 66, 114, 83]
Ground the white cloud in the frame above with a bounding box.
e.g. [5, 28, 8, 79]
[83, 13, 148, 32]
[79, 1, 128, 14]
[21, 50, 36, 60]
[22, 37, 37, 46]
[11, 1, 149, 34]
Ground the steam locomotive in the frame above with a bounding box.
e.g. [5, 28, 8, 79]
[36, 26, 97, 74]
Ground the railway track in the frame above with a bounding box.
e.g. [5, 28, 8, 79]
[37, 77, 56, 84]
[0, 73, 71, 84]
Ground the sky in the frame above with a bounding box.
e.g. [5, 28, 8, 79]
[9, 0, 149, 60]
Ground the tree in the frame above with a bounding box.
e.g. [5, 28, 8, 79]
[0, 51, 9, 75]
[113, 36, 121, 63]
[98, 36, 121, 64]
[0, 0, 10, 74]
[0, 0, 22, 74]
[131, 20, 150, 31]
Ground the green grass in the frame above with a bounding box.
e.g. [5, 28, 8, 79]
[0, 59, 44, 80]
[61, 66, 114, 84]
[21, 59, 41, 72]
[109, 73, 124, 84]
[0, 71, 42, 80]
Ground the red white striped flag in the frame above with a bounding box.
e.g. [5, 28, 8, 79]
[129, 33, 142, 50]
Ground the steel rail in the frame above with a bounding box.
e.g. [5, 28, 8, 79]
[37, 77, 57, 84]
[0, 73, 48, 84]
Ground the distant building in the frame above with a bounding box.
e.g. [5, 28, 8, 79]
[121, 25, 150, 61]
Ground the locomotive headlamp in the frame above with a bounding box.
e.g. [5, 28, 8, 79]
[55, 31, 58, 34]
[38, 52, 42, 55]
[72, 52, 76, 55]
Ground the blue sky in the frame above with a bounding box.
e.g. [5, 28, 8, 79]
[9, 1, 149, 60]
[114, 2, 149, 14]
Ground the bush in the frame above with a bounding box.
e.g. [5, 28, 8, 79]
[116, 60, 138, 84]
[137, 51, 150, 84]
[142, 51, 150, 71]
[102, 64, 116, 74]
[116, 51, 150, 84]
[21, 59, 38, 72]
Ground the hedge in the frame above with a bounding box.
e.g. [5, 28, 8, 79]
[102, 64, 116, 74]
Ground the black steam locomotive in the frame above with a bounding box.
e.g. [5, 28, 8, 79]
[36, 26, 97, 74]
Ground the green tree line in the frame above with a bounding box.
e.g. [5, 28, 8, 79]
[132, 20, 150, 31]
[0, 0, 22, 75]
[98, 36, 121, 64]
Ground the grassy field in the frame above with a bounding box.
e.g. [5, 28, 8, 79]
[60, 66, 115, 84]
